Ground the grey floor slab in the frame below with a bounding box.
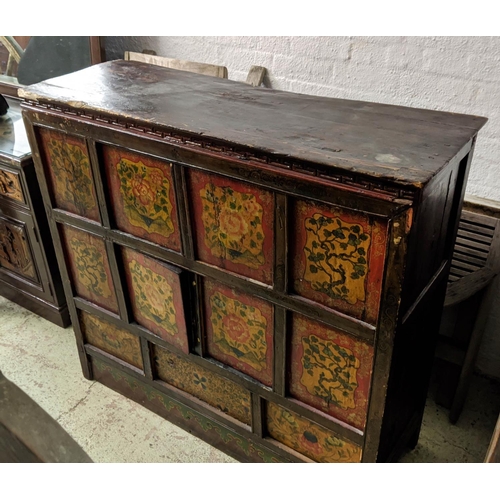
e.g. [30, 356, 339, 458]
[0, 296, 498, 463]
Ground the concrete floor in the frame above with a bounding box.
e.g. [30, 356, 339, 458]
[0, 295, 498, 463]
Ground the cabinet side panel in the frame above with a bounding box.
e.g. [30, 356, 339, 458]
[378, 147, 473, 462]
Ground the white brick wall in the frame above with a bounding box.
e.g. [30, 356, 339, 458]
[104, 36, 500, 378]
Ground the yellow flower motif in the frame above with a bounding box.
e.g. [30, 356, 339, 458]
[129, 259, 178, 336]
[200, 183, 265, 269]
[209, 291, 267, 372]
[117, 159, 174, 237]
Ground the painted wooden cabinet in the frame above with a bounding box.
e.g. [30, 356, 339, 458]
[0, 98, 69, 327]
[20, 61, 487, 462]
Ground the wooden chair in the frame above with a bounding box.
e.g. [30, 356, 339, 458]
[435, 203, 500, 423]
[0, 36, 24, 77]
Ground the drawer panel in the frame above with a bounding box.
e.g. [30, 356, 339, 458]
[102, 145, 182, 252]
[153, 345, 252, 426]
[37, 128, 100, 222]
[121, 247, 190, 354]
[0, 167, 24, 204]
[188, 168, 274, 285]
[79, 311, 144, 370]
[290, 198, 388, 324]
[203, 277, 274, 386]
[289, 313, 374, 430]
[59, 224, 119, 314]
[266, 401, 362, 463]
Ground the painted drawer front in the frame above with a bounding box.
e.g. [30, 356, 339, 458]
[122, 247, 189, 354]
[102, 145, 181, 251]
[60, 225, 119, 314]
[154, 346, 252, 425]
[0, 215, 36, 281]
[203, 278, 274, 386]
[289, 314, 374, 430]
[80, 311, 143, 369]
[290, 199, 388, 324]
[38, 128, 100, 222]
[188, 169, 274, 285]
[0, 168, 24, 204]
[266, 402, 362, 463]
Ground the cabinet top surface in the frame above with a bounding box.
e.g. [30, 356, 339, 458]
[0, 98, 31, 164]
[20, 60, 487, 187]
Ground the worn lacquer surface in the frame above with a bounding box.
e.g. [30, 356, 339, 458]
[38, 128, 100, 221]
[204, 279, 273, 386]
[60, 225, 118, 313]
[154, 345, 252, 425]
[189, 169, 274, 284]
[122, 247, 189, 353]
[80, 311, 143, 369]
[291, 199, 387, 324]
[289, 313, 374, 430]
[103, 146, 181, 251]
[21, 61, 487, 187]
[266, 402, 362, 462]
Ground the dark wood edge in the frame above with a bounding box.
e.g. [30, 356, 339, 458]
[51, 208, 376, 343]
[362, 210, 410, 462]
[20, 118, 92, 379]
[20, 107, 413, 217]
[89, 37, 103, 65]
[273, 306, 287, 397]
[402, 259, 449, 323]
[191, 274, 205, 357]
[87, 140, 110, 228]
[173, 164, 194, 260]
[0, 80, 22, 98]
[274, 193, 288, 293]
[251, 394, 264, 438]
[140, 337, 154, 380]
[104, 240, 130, 322]
[74, 296, 364, 445]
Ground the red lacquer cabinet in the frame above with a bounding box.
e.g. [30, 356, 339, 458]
[20, 61, 487, 462]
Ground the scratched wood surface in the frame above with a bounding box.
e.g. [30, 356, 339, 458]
[19, 60, 487, 187]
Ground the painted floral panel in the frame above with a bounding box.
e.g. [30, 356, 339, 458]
[122, 248, 189, 353]
[0, 168, 24, 203]
[0, 218, 36, 280]
[291, 199, 388, 324]
[188, 169, 274, 284]
[38, 128, 100, 221]
[289, 314, 374, 430]
[60, 225, 119, 313]
[154, 345, 251, 425]
[266, 402, 362, 463]
[79, 311, 143, 369]
[204, 279, 273, 386]
[103, 146, 181, 251]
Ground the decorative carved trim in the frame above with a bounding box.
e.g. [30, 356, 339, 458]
[22, 100, 417, 201]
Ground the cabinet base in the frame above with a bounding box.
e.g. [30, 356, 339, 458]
[0, 281, 71, 328]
